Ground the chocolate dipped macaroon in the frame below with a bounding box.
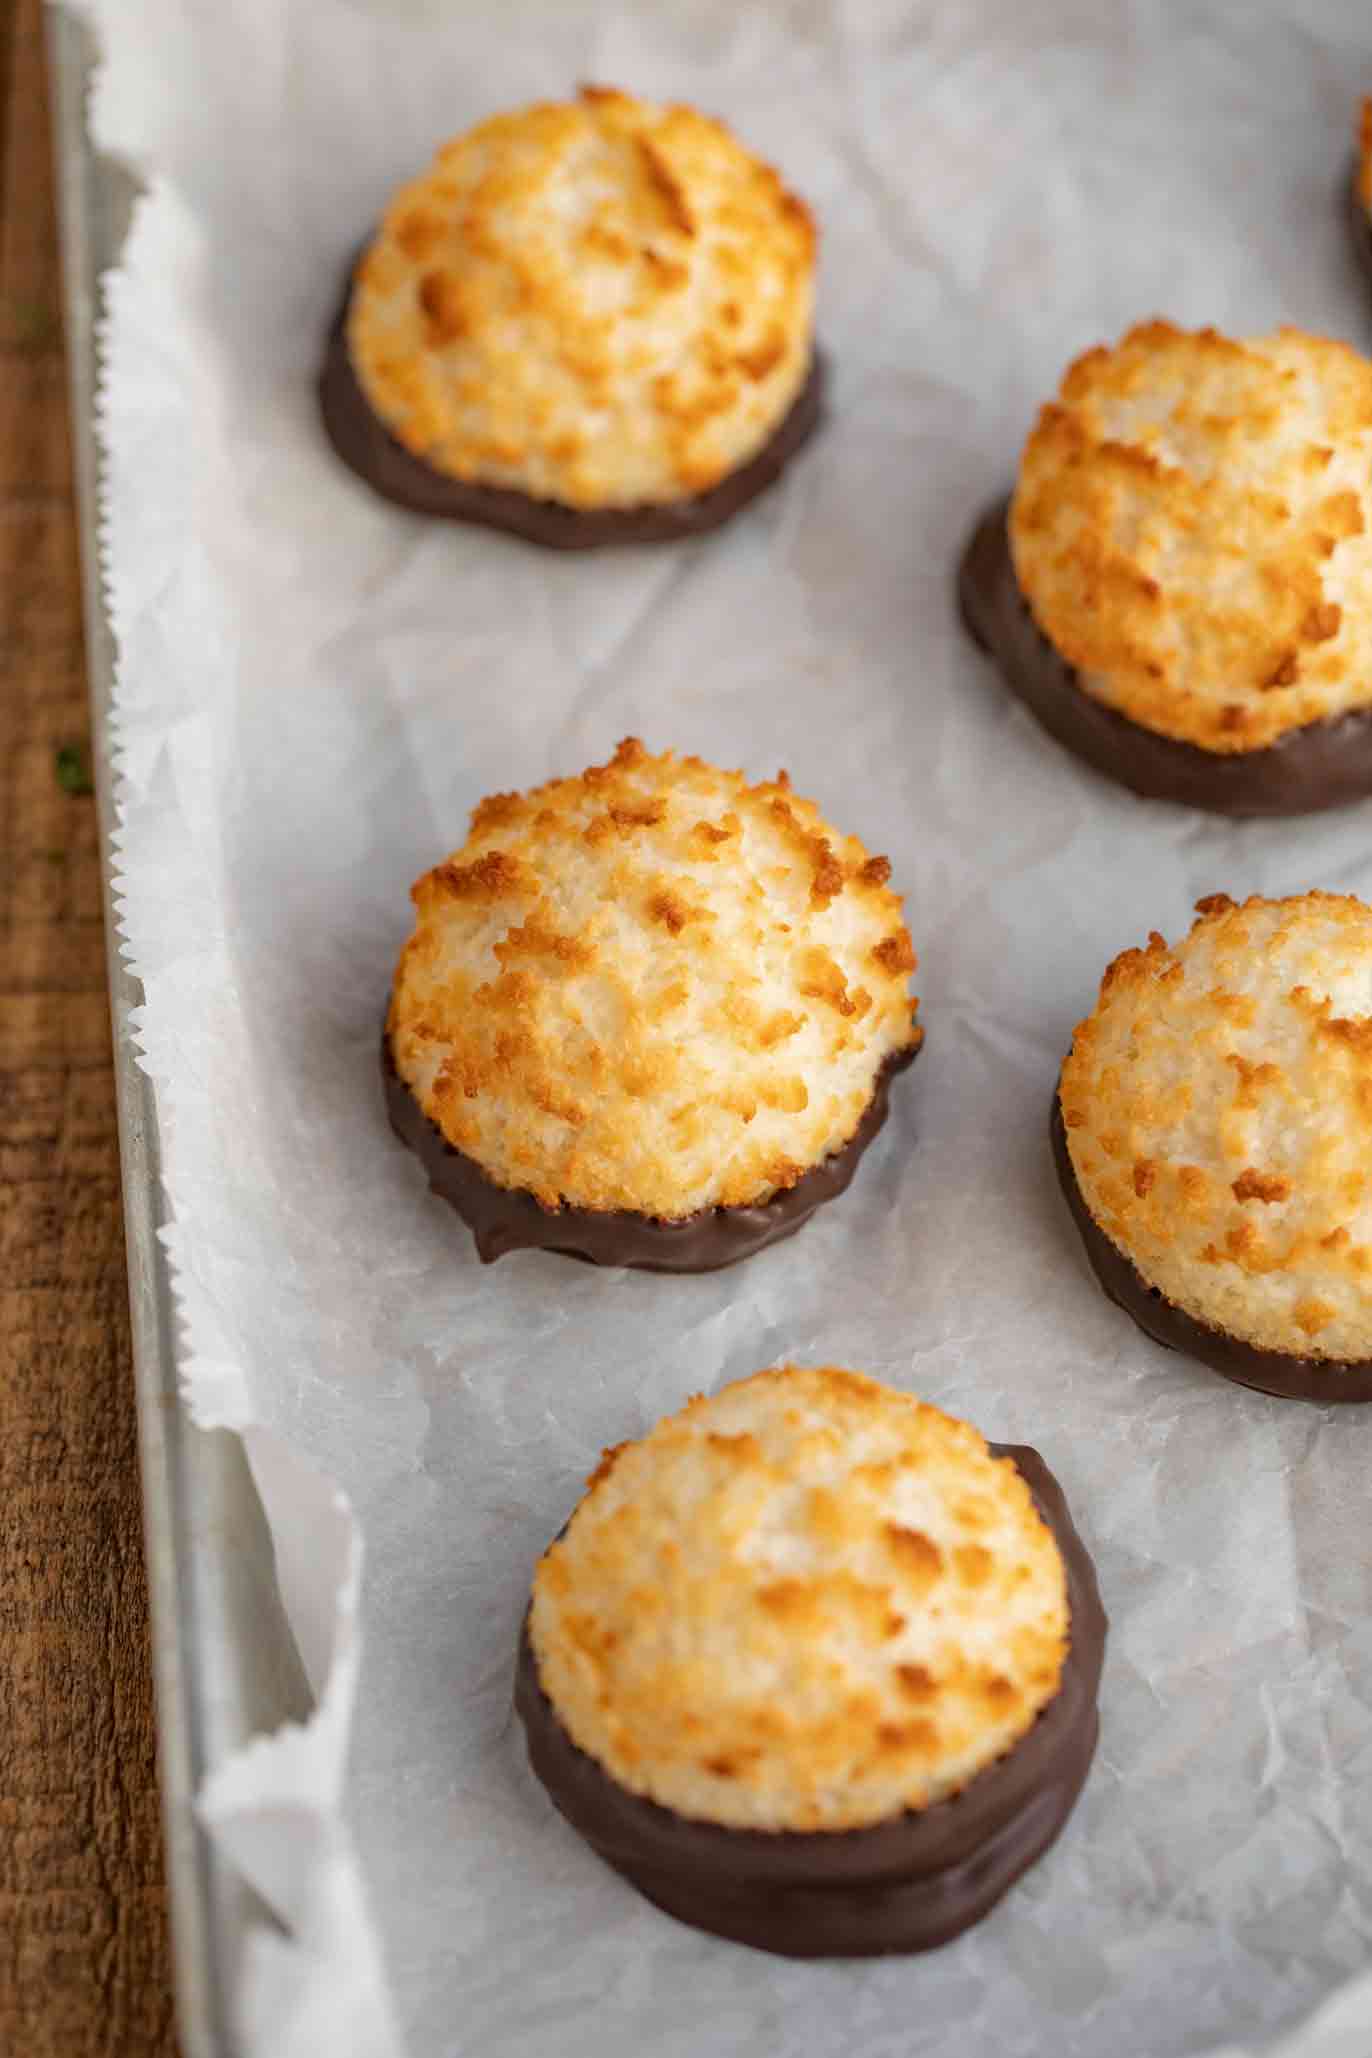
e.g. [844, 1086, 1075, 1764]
[960, 322, 1372, 816]
[321, 86, 822, 547]
[1057, 892, 1372, 1401]
[516, 1365, 1105, 1957]
[385, 740, 921, 1271]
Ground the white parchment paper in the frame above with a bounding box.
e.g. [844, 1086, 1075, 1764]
[80, 0, 1372, 2052]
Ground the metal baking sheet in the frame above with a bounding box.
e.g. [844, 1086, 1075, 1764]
[47, 4, 1372, 2055]
[44, 10, 311, 2055]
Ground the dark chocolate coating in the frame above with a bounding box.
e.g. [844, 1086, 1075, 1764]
[1351, 164, 1372, 295]
[514, 1444, 1105, 1957]
[958, 499, 1372, 818]
[383, 1033, 918, 1272]
[1052, 1091, 1372, 1402]
[319, 263, 826, 548]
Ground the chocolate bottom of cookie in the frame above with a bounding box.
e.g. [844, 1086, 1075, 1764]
[383, 1034, 917, 1273]
[514, 1443, 1105, 1958]
[1052, 1095, 1372, 1402]
[320, 267, 826, 548]
[958, 499, 1372, 818]
[1350, 163, 1372, 295]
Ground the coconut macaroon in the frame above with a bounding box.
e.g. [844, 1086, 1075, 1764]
[320, 86, 822, 546]
[959, 322, 1372, 815]
[531, 1366, 1070, 1831]
[515, 1365, 1105, 1956]
[384, 740, 921, 1271]
[1057, 892, 1372, 1399]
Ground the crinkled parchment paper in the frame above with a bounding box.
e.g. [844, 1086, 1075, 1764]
[80, 0, 1372, 2052]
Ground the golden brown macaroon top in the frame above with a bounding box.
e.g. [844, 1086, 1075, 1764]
[1011, 322, 1372, 753]
[1062, 891, 1372, 1362]
[387, 739, 920, 1220]
[348, 86, 816, 510]
[529, 1366, 1069, 1833]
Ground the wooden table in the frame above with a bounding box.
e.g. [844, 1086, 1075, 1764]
[0, 1, 177, 2049]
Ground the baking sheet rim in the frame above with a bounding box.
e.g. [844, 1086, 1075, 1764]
[43, 10, 312, 2055]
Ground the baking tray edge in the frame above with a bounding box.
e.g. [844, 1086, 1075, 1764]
[44, 10, 314, 2056]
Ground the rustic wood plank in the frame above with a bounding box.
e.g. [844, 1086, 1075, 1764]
[0, 1, 178, 2051]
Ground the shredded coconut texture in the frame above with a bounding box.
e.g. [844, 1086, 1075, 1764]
[349, 85, 815, 510]
[530, 1366, 1069, 1832]
[1062, 891, 1372, 1361]
[1011, 322, 1372, 752]
[388, 740, 920, 1218]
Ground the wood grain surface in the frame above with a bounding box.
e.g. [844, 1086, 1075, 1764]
[0, 1, 178, 2050]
